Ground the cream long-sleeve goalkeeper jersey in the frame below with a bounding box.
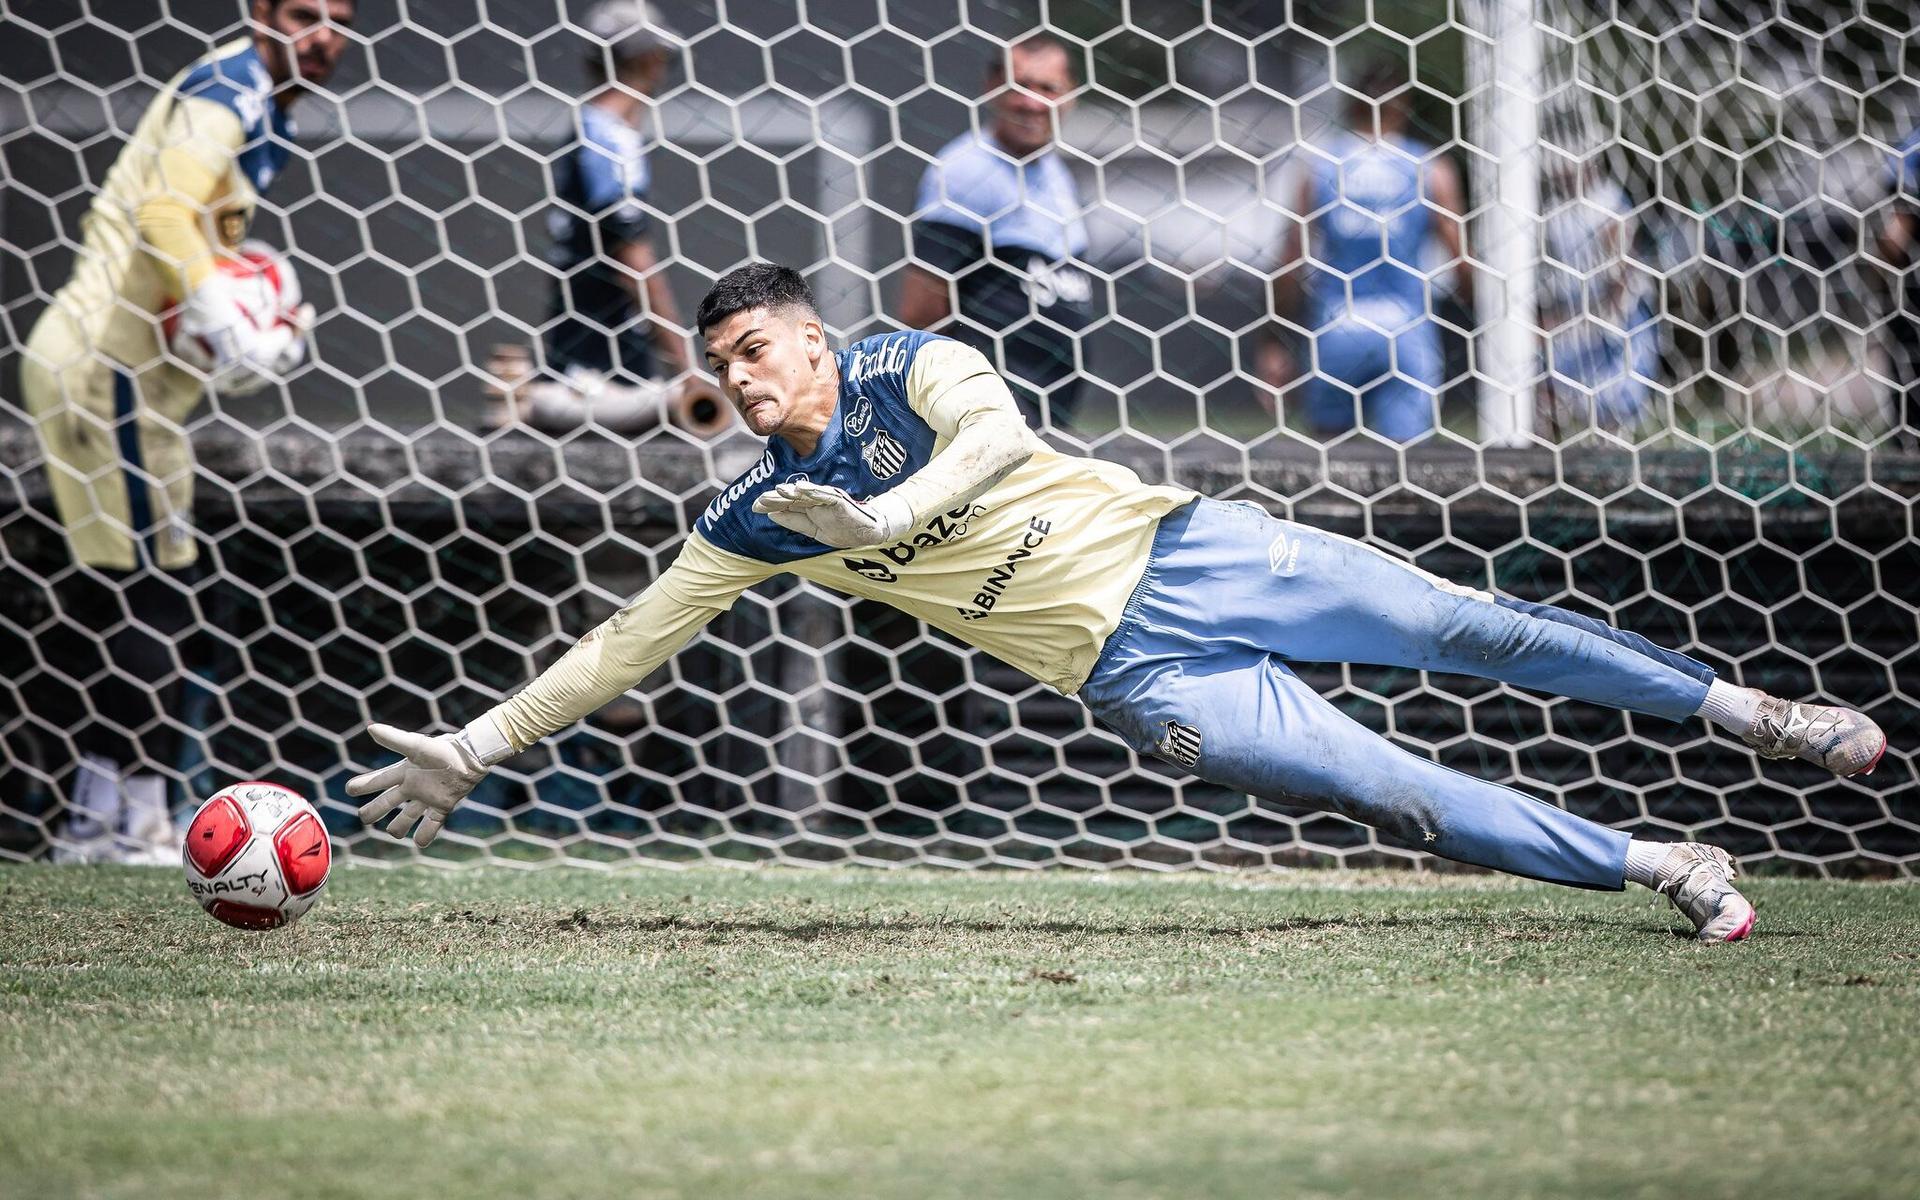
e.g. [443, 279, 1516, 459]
[32, 37, 295, 373]
[484, 334, 1196, 755]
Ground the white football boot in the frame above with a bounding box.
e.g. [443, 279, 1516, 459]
[1741, 692, 1887, 778]
[1650, 844, 1755, 943]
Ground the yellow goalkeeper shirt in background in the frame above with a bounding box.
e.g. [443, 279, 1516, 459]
[487, 335, 1197, 752]
[21, 37, 293, 570]
[30, 36, 292, 372]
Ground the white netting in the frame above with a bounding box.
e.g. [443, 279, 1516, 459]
[1, 0, 1914, 873]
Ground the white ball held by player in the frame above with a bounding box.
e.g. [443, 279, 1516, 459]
[166, 240, 314, 396]
[182, 781, 331, 930]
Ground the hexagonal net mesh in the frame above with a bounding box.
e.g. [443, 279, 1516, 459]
[1, 0, 1914, 873]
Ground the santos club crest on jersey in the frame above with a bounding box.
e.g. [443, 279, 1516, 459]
[863, 429, 908, 480]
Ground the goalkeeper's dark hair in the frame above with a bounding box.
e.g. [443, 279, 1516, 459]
[695, 263, 820, 334]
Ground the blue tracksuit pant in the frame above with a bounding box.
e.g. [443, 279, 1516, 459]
[1079, 499, 1715, 889]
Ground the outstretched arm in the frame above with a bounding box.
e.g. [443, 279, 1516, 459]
[349, 534, 773, 845]
[754, 340, 1042, 547]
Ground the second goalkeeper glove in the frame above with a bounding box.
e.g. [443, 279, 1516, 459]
[752, 480, 914, 549]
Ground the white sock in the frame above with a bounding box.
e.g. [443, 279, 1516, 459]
[1623, 839, 1673, 889]
[68, 754, 123, 840]
[1696, 680, 1763, 734]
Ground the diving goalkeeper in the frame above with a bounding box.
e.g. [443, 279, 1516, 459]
[351, 263, 1888, 942]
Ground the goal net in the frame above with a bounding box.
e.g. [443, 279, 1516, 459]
[1, 0, 1913, 874]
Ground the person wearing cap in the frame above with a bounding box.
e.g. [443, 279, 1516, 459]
[899, 34, 1094, 432]
[497, 0, 696, 432]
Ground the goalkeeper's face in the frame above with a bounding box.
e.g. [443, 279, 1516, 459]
[702, 307, 833, 440]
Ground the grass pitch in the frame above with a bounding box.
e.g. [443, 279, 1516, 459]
[2, 865, 1916, 1200]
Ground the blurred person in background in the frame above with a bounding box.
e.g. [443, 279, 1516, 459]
[1260, 63, 1472, 442]
[17, 0, 350, 862]
[1883, 122, 1920, 445]
[900, 34, 1093, 432]
[1539, 157, 1659, 435]
[489, 0, 707, 436]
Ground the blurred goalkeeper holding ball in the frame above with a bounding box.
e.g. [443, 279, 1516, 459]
[21, 0, 354, 862]
[354, 263, 1890, 942]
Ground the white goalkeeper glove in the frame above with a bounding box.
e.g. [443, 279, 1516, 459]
[172, 273, 312, 396]
[752, 481, 914, 549]
[347, 719, 510, 847]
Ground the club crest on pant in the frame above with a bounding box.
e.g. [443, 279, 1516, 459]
[1156, 720, 1203, 768]
[862, 428, 907, 480]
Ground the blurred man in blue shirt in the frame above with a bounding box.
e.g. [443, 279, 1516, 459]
[901, 35, 1093, 431]
[542, 0, 690, 391]
[1261, 66, 1473, 442]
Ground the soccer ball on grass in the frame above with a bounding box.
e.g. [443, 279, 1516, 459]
[182, 782, 331, 930]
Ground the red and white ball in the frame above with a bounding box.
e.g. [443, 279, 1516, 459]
[161, 239, 304, 351]
[183, 782, 331, 931]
